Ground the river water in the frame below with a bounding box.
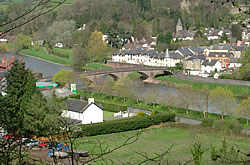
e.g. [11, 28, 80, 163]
[3, 53, 240, 115]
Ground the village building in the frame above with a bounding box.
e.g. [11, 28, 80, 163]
[173, 19, 194, 41]
[62, 98, 103, 125]
[112, 48, 183, 67]
[205, 52, 234, 68]
[228, 58, 242, 69]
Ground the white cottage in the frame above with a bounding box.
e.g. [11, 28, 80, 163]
[201, 60, 221, 74]
[62, 98, 103, 125]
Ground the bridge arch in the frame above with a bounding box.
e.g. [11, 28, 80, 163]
[154, 70, 173, 79]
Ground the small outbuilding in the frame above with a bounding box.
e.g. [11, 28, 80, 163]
[62, 98, 103, 125]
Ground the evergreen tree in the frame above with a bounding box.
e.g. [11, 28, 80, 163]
[1, 60, 38, 134]
[220, 32, 229, 43]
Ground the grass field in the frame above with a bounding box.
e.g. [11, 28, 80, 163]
[156, 76, 250, 97]
[127, 72, 142, 79]
[75, 124, 250, 164]
[20, 48, 73, 65]
[103, 111, 114, 118]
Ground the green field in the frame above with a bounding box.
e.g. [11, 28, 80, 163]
[21, 48, 73, 65]
[156, 76, 250, 97]
[127, 72, 142, 79]
[103, 111, 114, 118]
[75, 124, 250, 164]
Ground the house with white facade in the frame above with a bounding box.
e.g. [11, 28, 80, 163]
[62, 98, 103, 125]
[112, 48, 183, 67]
[201, 60, 221, 77]
[229, 58, 242, 68]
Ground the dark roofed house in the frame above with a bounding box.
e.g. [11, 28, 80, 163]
[62, 98, 103, 124]
[201, 59, 222, 74]
[229, 58, 242, 68]
[176, 47, 194, 58]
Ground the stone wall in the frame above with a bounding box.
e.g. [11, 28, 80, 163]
[175, 72, 250, 86]
[107, 61, 143, 68]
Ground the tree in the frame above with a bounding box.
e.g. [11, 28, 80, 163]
[87, 31, 111, 61]
[113, 77, 131, 103]
[143, 84, 160, 108]
[52, 70, 76, 87]
[101, 76, 115, 98]
[72, 45, 88, 67]
[130, 79, 144, 104]
[220, 32, 229, 43]
[231, 24, 242, 41]
[236, 46, 250, 81]
[0, 60, 38, 164]
[47, 20, 75, 47]
[79, 73, 91, 92]
[196, 86, 210, 117]
[178, 87, 197, 114]
[210, 87, 235, 120]
[133, 24, 147, 40]
[16, 33, 32, 50]
[237, 98, 250, 126]
[0, 0, 66, 36]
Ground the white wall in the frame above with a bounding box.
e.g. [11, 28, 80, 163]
[83, 104, 103, 124]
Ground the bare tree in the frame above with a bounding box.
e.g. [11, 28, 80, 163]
[0, 0, 66, 38]
[143, 84, 161, 108]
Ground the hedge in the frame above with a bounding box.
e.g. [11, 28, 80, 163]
[76, 113, 175, 137]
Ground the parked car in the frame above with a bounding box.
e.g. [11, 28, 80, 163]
[25, 140, 39, 148]
[48, 141, 59, 149]
[3, 134, 14, 140]
[56, 143, 69, 151]
[39, 140, 49, 148]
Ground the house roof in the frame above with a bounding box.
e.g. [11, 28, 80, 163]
[177, 30, 193, 38]
[230, 58, 240, 63]
[234, 46, 245, 51]
[177, 48, 195, 56]
[66, 98, 103, 113]
[0, 72, 7, 78]
[202, 60, 219, 66]
[189, 47, 203, 54]
[187, 55, 206, 61]
[208, 52, 232, 57]
[212, 44, 231, 50]
[158, 52, 184, 59]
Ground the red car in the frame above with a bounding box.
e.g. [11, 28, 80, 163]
[3, 134, 14, 140]
[39, 140, 49, 148]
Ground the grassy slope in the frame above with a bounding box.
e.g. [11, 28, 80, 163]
[75, 126, 250, 164]
[103, 111, 114, 118]
[20, 48, 72, 65]
[156, 76, 250, 97]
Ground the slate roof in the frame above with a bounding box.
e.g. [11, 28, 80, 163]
[187, 55, 206, 61]
[189, 47, 203, 54]
[177, 30, 193, 38]
[212, 44, 231, 50]
[158, 52, 184, 59]
[230, 58, 240, 63]
[66, 98, 103, 113]
[208, 52, 232, 57]
[177, 48, 194, 56]
[234, 46, 245, 51]
[202, 60, 218, 66]
[0, 72, 7, 78]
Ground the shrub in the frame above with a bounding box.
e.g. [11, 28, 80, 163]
[214, 120, 242, 135]
[201, 118, 214, 127]
[33, 44, 40, 51]
[77, 113, 175, 136]
[137, 112, 146, 117]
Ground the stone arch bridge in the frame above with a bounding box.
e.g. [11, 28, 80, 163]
[78, 67, 173, 82]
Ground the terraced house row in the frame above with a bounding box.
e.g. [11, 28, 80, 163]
[112, 48, 184, 67]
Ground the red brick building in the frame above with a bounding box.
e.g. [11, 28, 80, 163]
[0, 56, 22, 80]
[205, 52, 234, 68]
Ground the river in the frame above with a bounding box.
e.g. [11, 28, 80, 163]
[3, 53, 240, 115]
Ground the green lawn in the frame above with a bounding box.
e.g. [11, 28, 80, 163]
[156, 76, 250, 97]
[127, 72, 142, 79]
[103, 111, 114, 118]
[82, 63, 112, 70]
[74, 125, 250, 164]
[20, 48, 73, 65]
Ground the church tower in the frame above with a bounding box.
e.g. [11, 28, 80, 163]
[176, 19, 183, 33]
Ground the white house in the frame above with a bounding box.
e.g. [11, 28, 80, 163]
[201, 60, 221, 76]
[62, 98, 103, 125]
[229, 58, 242, 68]
[54, 43, 64, 48]
[112, 48, 183, 67]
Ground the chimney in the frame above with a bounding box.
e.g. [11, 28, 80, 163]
[88, 98, 94, 104]
[165, 49, 169, 58]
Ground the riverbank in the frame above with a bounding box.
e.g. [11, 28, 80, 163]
[19, 48, 112, 70]
[156, 75, 250, 97]
[73, 91, 249, 129]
